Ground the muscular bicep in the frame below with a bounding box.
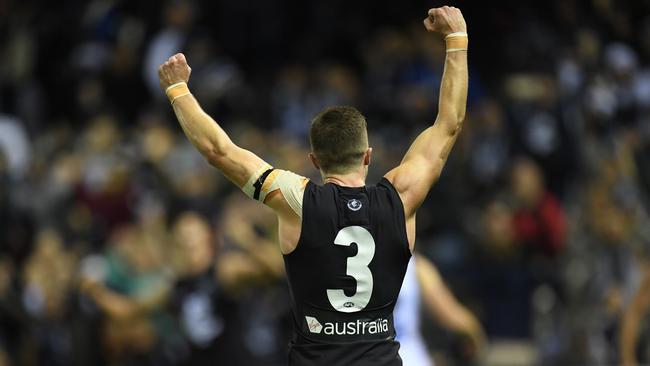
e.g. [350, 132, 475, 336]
[385, 121, 460, 217]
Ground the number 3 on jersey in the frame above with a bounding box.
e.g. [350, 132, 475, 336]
[327, 226, 376, 313]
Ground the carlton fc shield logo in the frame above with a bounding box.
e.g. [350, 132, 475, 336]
[347, 199, 362, 211]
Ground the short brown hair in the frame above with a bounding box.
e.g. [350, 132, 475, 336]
[309, 106, 368, 174]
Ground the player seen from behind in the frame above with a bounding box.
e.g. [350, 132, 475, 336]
[157, 5, 468, 365]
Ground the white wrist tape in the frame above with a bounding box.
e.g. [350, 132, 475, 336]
[445, 32, 468, 39]
[165, 82, 192, 105]
[445, 32, 468, 53]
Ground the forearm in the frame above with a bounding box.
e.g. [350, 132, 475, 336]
[87, 285, 141, 319]
[160, 54, 271, 190]
[437, 303, 479, 336]
[420, 276, 484, 346]
[620, 286, 650, 365]
[417, 254, 468, 331]
[161, 61, 233, 158]
[421, 279, 474, 333]
[392, 36, 468, 167]
[168, 86, 266, 186]
[409, 39, 469, 168]
[171, 92, 235, 162]
[225, 221, 285, 277]
[435, 44, 468, 133]
[245, 241, 285, 278]
[621, 269, 650, 365]
[621, 306, 640, 366]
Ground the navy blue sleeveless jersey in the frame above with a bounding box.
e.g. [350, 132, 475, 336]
[283, 178, 411, 365]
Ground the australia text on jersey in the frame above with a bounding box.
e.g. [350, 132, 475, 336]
[305, 316, 389, 336]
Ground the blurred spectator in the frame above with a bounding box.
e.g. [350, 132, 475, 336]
[169, 211, 225, 365]
[0, 114, 30, 181]
[213, 195, 289, 366]
[510, 158, 567, 257]
[22, 229, 78, 366]
[144, 1, 195, 98]
[79, 225, 174, 365]
[472, 200, 534, 339]
[465, 99, 510, 195]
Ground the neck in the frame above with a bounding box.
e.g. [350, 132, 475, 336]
[322, 170, 366, 187]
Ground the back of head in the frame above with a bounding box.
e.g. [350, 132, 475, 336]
[309, 106, 368, 174]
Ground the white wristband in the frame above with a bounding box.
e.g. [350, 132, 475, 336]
[445, 32, 468, 39]
[165, 81, 187, 93]
[165, 82, 192, 105]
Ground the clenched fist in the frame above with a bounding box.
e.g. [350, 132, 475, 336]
[158, 53, 192, 91]
[423, 6, 466, 36]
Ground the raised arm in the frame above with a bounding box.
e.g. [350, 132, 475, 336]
[385, 6, 468, 219]
[158, 53, 269, 188]
[158, 54, 304, 253]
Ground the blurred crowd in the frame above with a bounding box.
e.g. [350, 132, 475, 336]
[1, 0, 650, 365]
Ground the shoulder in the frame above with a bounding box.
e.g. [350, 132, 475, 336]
[376, 177, 398, 191]
[371, 177, 403, 202]
[264, 170, 310, 217]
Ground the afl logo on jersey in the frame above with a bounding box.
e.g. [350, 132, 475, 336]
[347, 199, 362, 211]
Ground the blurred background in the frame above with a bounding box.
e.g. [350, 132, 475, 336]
[1, 0, 650, 365]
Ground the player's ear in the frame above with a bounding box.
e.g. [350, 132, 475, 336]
[308, 152, 320, 171]
[364, 147, 372, 166]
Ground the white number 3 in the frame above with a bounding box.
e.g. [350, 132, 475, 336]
[327, 226, 375, 313]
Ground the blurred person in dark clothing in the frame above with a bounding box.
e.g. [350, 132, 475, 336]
[465, 99, 511, 196]
[628, 128, 650, 216]
[582, 155, 647, 364]
[507, 158, 566, 347]
[272, 65, 319, 140]
[504, 74, 577, 196]
[471, 199, 534, 339]
[144, 1, 196, 99]
[0, 255, 29, 366]
[21, 229, 78, 366]
[168, 211, 226, 366]
[0, 150, 35, 268]
[213, 195, 290, 366]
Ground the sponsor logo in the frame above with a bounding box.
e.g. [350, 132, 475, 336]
[305, 316, 323, 334]
[305, 315, 389, 336]
[347, 199, 362, 211]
